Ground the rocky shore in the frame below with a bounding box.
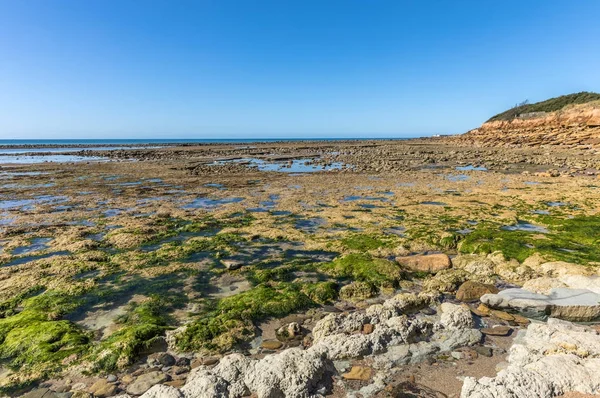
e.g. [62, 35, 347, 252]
[1, 139, 599, 397]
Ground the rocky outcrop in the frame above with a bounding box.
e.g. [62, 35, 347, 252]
[452, 101, 600, 149]
[461, 318, 600, 397]
[150, 293, 483, 398]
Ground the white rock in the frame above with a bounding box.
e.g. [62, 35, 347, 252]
[181, 370, 230, 398]
[481, 287, 600, 321]
[140, 385, 183, 398]
[439, 303, 474, 329]
[461, 318, 600, 398]
[244, 347, 334, 398]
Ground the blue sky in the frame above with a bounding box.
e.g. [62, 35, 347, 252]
[0, 1, 599, 139]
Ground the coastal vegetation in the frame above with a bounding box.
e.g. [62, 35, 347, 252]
[487, 91, 600, 122]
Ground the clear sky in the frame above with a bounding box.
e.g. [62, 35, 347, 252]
[0, 1, 599, 139]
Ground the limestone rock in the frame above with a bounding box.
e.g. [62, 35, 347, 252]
[461, 318, 600, 398]
[139, 385, 183, 398]
[439, 303, 474, 330]
[522, 277, 568, 294]
[180, 370, 229, 398]
[481, 287, 600, 322]
[244, 347, 335, 397]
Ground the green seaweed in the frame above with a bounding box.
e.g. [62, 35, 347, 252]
[175, 282, 315, 352]
[0, 291, 90, 389]
[320, 253, 403, 287]
[459, 215, 600, 264]
[341, 233, 387, 251]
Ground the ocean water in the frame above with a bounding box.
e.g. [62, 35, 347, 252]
[0, 138, 409, 146]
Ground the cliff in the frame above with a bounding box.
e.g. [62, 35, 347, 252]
[453, 93, 600, 149]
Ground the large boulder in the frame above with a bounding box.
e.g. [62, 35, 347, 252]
[244, 347, 334, 397]
[481, 287, 600, 322]
[456, 280, 499, 302]
[396, 254, 452, 273]
[461, 318, 600, 398]
[174, 348, 334, 398]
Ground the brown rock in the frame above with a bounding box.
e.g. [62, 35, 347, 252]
[481, 326, 512, 336]
[342, 366, 373, 381]
[490, 309, 515, 321]
[362, 323, 374, 334]
[121, 375, 134, 384]
[512, 314, 531, 325]
[165, 380, 186, 388]
[88, 379, 117, 398]
[396, 253, 452, 273]
[456, 281, 499, 302]
[476, 303, 491, 316]
[261, 340, 284, 350]
[202, 357, 220, 366]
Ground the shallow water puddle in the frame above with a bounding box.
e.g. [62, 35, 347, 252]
[0, 154, 108, 164]
[1, 182, 56, 189]
[421, 201, 447, 206]
[384, 226, 406, 236]
[183, 197, 244, 209]
[204, 183, 225, 189]
[446, 174, 469, 182]
[212, 157, 346, 173]
[547, 201, 568, 207]
[501, 221, 548, 233]
[532, 210, 551, 215]
[249, 194, 280, 212]
[12, 237, 53, 255]
[295, 217, 327, 233]
[456, 165, 487, 171]
[3, 250, 70, 267]
[342, 195, 390, 203]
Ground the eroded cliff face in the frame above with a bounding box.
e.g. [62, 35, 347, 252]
[453, 102, 600, 148]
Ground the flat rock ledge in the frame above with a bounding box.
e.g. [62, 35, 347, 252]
[461, 318, 600, 398]
[481, 275, 600, 322]
[138, 293, 482, 398]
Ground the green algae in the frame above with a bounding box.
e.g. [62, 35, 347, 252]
[175, 282, 317, 352]
[89, 295, 171, 372]
[301, 281, 338, 304]
[320, 253, 403, 287]
[459, 215, 600, 264]
[341, 233, 387, 251]
[0, 291, 90, 390]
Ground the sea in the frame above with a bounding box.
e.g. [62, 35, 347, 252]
[0, 138, 411, 146]
[0, 137, 417, 163]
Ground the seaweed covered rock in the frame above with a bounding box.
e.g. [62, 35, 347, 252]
[339, 281, 378, 302]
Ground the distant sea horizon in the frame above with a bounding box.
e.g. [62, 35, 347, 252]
[0, 137, 427, 146]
